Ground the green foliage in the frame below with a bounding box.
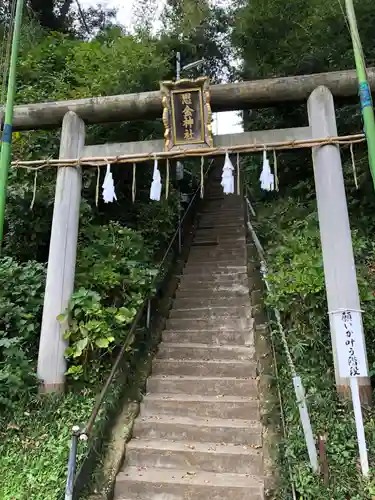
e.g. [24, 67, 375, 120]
[157, 0, 234, 82]
[233, 0, 375, 493]
[232, 0, 375, 78]
[136, 196, 179, 254]
[0, 257, 45, 410]
[4, 26, 172, 263]
[60, 223, 157, 381]
[256, 198, 375, 498]
[76, 222, 158, 302]
[59, 289, 134, 380]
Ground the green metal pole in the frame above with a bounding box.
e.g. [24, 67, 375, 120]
[0, 0, 25, 247]
[345, 0, 375, 190]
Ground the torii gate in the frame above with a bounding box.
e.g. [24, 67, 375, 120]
[5, 67, 375, 404]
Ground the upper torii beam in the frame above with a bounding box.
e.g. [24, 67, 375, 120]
[3, 67, 375, 131]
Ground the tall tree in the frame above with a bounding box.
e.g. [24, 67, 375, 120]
[28, 0, 74, 31]
[158, 0, 234, 82]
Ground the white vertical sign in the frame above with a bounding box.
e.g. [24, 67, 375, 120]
[332, 308, 369, 476]
[332, 309, 368, 378]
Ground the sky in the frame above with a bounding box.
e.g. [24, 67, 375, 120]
[81, 0, 242, 134]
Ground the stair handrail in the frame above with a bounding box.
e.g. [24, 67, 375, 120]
[63, 160, 213, 500]
[244, 191, 319, 481]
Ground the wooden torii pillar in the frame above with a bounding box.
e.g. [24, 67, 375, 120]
[308, 86, 371, 404]
[37, 112, 85, 392]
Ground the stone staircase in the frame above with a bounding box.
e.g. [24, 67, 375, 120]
[114, 173, 264, 499]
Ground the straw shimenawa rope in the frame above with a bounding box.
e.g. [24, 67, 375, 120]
[12, 133, 365, 171]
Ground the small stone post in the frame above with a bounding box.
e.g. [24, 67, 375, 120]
[37, 111, 85, 392]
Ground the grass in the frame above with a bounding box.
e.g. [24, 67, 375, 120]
[0, 391, 95, 500]
[0, 323, 158, 500]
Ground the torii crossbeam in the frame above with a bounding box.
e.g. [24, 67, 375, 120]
[2, 67, 375, 130]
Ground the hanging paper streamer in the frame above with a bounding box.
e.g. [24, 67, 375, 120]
[30, 171, 38, 210]
[236, 153, 240, 195]
[165, 159, 170, 199]
[221, 152, 235, 195]
[260, 150, 274, 192]
[132, 163, 136, 202]
[150, 156, 162, 201]
[176, 161, 184, 181]
[350, 143, 359, 189]
[273, 150, 279, 191]
[200, 157, 204, 199]
[102, 164, 117, 203]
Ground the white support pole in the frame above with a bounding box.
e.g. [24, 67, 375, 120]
[293, 376, 319, 473]
[307, 86, 371, 404]
[176, 52, 181, 81]
[37, 111, 85, 392]
[350, 377, 369, 476]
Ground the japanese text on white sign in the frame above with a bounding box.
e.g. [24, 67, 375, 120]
[332, 310, 368, 378]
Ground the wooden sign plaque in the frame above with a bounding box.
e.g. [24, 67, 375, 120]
[160, 77, 213, 151]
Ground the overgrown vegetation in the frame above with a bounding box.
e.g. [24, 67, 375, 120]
[253, 196, 375, 499]
[1, 0, 375, 497]
[236, 0, 375, 496]
[0, 2, 183, 495]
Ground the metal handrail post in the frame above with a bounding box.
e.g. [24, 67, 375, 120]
[65, 429, 79, 500]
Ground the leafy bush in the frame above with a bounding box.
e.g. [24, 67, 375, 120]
[59, 289, 137, 381]
[0, 257, 45, 409]
[61, 222, 158, 381]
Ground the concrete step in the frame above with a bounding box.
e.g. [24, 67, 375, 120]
[141, 394, 260, 419]
[173, 296, 249, 309]
[188, 247, 247, 266]
[178, 278, 249, 290]
[125, 440, 263, 475]
[156, 343, 255, 361]
[162, 329, 254, 346]
[166, 317, 252, 331]
[188, 246, 245, 254]
[179, 274, 248, 287]
[115, 467, 264, 500]
[200, 204, 243, 211]
[147, 375, 258, 397]
[198, 215, 244, 220]
[182, 268, 248, 277]
[198, 212, 244, 219]
[133, 415, 262, 445]
[197, 228, 243, 235]
[178, 280, 248, 291]
[198, 220, 244, 228]
[175, 286, 250, 299]
[191, 240, 219, 247]
[186, 258, 246, 267]
[197, 221, 243, 229]
[152, 359, 256, 378]
[184, 263, 247, 273]
[196, 218, 244, 226]
[169, 305, 250, 320]
[192, 237, 246, 245]
[194, 236, 246, 244]
[195, 228, 245, 237]
[198, 211, 243, 218]
[192, 241, 246, 250]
